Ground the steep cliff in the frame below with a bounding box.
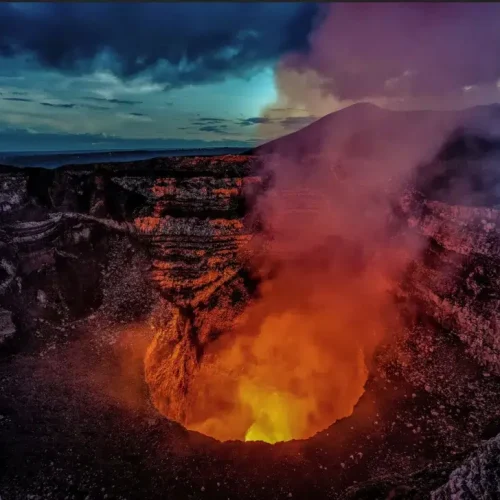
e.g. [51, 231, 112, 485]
[398, 193, 500, 374]
[0, 156, 261, 352]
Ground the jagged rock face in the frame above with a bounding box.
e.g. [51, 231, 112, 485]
[1, 151, 500, 390]
[0, 156, 264, 443]
[397, 192, 500, 374]
[143, 269, 254, 425]
[431, 433, 500, 499]
[0, 156, 261, 353]
[0, 308, 15, 346]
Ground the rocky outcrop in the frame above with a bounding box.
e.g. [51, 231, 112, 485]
[0, 307, 15, 345]
[431, 432, 500, 499]
[398, 192, 500, 374]
[0, 156, 261, 353]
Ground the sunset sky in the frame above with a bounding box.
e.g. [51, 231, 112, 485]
[2, 2, 500, 151]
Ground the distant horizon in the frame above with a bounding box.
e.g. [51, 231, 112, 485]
[0, 128, 259, 154]
[0, 145, 255, 169]
[4, 100, 500, 157]
[0, 145, 251, 155]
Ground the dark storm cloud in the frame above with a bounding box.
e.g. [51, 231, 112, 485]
[41, 102, 75, 109]
[83, 97, 142, 105]
[2, 96, 32, 102]
[239, 117, 273, 126]
[196, 117, 227, 123]
[197, 124, 241, 136]
[2, 95, 112, 110]
[79, 104, 111, 111]
[180, 120, 240, 135]
[199, 124, 228, 134]
[0, 3, 319, 87]
[192, 117, 230, 127]
[236, 115, 316, 129]
[289, 3, 500, 100]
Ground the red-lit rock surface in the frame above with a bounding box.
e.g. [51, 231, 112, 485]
[0, 156, 260, 344]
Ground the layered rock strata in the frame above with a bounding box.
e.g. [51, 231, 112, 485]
[0, 157, 260, 353]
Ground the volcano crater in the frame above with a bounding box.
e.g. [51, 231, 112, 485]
[1, 114, 500, 498]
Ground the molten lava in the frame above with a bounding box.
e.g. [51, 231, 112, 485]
[242, 387, 293, 443]
[145, 248, 396, 444]
[240, 380, 315, 444]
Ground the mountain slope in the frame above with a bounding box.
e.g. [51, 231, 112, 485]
[250, 102, 500, 158]
[248, 102, 500, 206]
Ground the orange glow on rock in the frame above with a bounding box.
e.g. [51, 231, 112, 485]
[141, 149, 420, 444]
[145, 246, 394, 443]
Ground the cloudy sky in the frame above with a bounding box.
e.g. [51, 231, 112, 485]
[2, 3, 500, 152]
[0, 2, 321, 152]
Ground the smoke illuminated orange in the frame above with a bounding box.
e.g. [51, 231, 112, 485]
[142, 111, 455, 443]
[145, 244, 398, 443]
[142, 1, 471, 444]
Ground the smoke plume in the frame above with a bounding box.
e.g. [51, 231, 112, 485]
[195, 4, 499, 442]
[149, 4, 500, 443]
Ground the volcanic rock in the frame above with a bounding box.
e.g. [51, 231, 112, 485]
[431, 433, 500, 499]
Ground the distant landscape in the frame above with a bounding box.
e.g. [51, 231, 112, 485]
[0, 147, 247, 169]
